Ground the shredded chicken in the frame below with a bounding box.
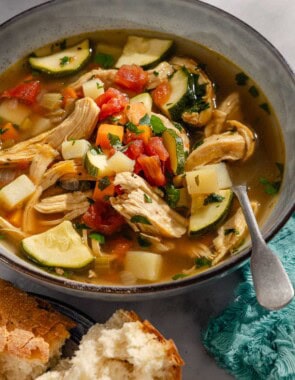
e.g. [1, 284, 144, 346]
[70, 69, 118, 90]
[146, 61, 174, 90]
[35, 191, 92, 214]
[170, 56, 215, 127]
[184, 242, 214, 260]
[110, 172, 187, 238]
[0, 217, 28, 241]
[0, 97, 99, 168]
[151, 112, 190, 153]
[29, 145, 59, 184]
[60, 158, 97, 182]
[212, 202, 259, 265]
[226, 120, 256, 161]
[204, 109, 227, 137]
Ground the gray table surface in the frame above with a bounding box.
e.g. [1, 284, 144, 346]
[0, 1, 294, 379]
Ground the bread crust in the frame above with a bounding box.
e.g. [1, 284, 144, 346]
[0, 279, 75, 363]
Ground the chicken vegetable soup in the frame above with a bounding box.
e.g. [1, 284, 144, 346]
[0, 32, 284, 285]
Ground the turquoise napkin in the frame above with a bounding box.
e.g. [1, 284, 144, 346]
[202, 214, 295, 380]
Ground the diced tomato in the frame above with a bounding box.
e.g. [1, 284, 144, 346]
[114, 185, 124, 195]
[124, 139, 144, 160]
[152, 81, 171, 107]
[96, 88, 129, 121]
[145, 137, 169, 161]
[137, 154, 166, 186]
[111, 237, 133, 259]
[114, 65, 148, 93]
[82, 201, 125, 235]
[1, 80, 41, 105]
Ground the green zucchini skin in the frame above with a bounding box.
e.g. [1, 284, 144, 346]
[162, 129, 185, 175]
[189, 190, 233, 236]
[29, 39, 92, 77]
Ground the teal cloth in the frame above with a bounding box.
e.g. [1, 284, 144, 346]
[202, 214, 295, 380]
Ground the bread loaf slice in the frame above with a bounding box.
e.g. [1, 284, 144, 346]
[0, 279, 75, 380]
[38, 309, 184, 380]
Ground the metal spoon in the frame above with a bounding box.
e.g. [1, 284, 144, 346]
[232, 184, 294, 310]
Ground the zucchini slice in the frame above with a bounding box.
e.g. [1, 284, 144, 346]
[29, 39, 92, 76]
[189, 189, 233, 236]
[162, 129, 185, 174]
[115, 36, 173, 69]
[130, 93, 153, 113]
[21, 221, 94, 269]
[84, 149, 114, 178]
[161, 68, 193, 121]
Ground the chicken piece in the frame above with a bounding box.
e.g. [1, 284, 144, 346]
[151, 112, 190, 153]
[185, 131, 246, 170]
[226, 120, 256, 161]
[110, 172, 187, 238]
[0, 98, 99, 168]
[146, 61, 174, 90]
[29, 145, 59, 184]
[170, 56, 215, 127]
[35, 191, 92, 214]
[40, 205, 90, 227]
[212, 202, 259, 265]
[70, 69, 118, 90]
[204, 109, 227, 137]
[0, 216, 28, 241]
[184, 242, 214, 260]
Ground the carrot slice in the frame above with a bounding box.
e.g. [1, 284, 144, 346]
[0, 122, 20, 142]
[96, 124, 124, 149]
[93, 177, 115, 201]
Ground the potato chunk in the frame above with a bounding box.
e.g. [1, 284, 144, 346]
[0, 174, 36, 210]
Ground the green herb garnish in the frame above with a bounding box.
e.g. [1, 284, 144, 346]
[0, 128, 8, 135]
[172, 273, 188, 281]
[89, 232, 105, 244]
[97, 176, 111, 191]
[153, 70, 159, 76]
[235, 72, 249, 86]
[107, 133, 122, 149]
[94, 53, 115, 69]
[126, 122, 144, 135]
[203, 193, 225, 205]
[259, 177, 281, 195]
[144, 193, 152, 203]
[259, 102, 271, 115]
[87, 197, 95, 204]
[249, 85, 259, 97]
[224, 228, 239, 236]
[90, 146, 103, 155]
[150, 115, 167, 135]
[130, 215, 151, 225]
[96, 83, 104, 90]
[137, 234, 152, 247]
[74, 223, 90, 230]
[165, 184, 180, 208]
[59, 56, 71, 67]
[139, 113, 151, 125]
[187, 100, 210, 114]
[173, 122, 184, 132]
[195, 257, 212, 268]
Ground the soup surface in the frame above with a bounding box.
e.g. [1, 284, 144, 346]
[0, 31, 284, 285]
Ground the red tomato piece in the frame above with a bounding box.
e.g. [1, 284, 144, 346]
[145, 137, 169, 161]
[1, 80, 41, 105]
[96, 88, 129, 121]
[111, 237, 133, 259]
[114, 65, 148, 93]
[137, 154, 166, 186]
[124, 139, 144, 160]
[152, 81, 171, 107]
[82, 201, 125, 235]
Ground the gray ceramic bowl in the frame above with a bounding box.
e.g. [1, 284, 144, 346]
[0, 0, 294, 300]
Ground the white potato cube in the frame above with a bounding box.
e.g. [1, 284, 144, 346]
[29, 115, 52, 136]
[0, 99, 31, 126]
[62, 139, 91, 160]
[0, 174, 36, 210]
[186, 167, 218, 194]
[82, 79, 104, 100]
[125, 251, 163, 281]
[107, 151, 135, 173]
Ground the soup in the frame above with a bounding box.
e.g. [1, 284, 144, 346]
[0, 31, 284, 285]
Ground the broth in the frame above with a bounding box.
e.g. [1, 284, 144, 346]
[0, 30, 284, 285]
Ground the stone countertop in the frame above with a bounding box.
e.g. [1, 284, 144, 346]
[0, 1, 293, 379]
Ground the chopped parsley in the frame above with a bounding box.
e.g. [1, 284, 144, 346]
[96, 83, 104, 90]
[59, 56, 71, 67]
[130, 215, 151, 225]
[126, 122, 144, 135]
[187, 99, 210, 114]
[224, 228, 239, 236]
[203, 193, 225, 205]
[249, 85, 259, 98]
[150, 115, 167, 135]
[144, 193, 152, 203]
[0, 127, 8, 135]
[89, 232, 105, 244]
[107, 133, 122, 149]
[235, 72, 249, 86]
[259, 177, 281, 195]
[195, 257, 212, 268]
[165, 184, 180, 208]
[172, 273, 188, 281]
[74, 223, 90, 230]
[173, 122, 184, 132]
[259, 102, 271, 115]
[90, 146, 103, 155]
[109, 116, 120, 123]
[94, 53, 115, 69]
[97, 176, 111, 191]
[153, 70, 159, 76]
[139, 113, 151, 125]
[137, 234, 152, 247]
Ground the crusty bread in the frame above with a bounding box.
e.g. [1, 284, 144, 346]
[0, 279, 75, 380]
[38, 309, 184, 380]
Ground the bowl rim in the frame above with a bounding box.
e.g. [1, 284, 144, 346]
[0, 0, 294, 296]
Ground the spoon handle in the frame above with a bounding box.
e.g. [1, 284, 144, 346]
[233, 185, 294, 310]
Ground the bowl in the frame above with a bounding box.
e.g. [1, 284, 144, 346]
[0, 0, 294, 300]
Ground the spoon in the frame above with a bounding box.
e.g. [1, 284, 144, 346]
[232, 184, 294, 310]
